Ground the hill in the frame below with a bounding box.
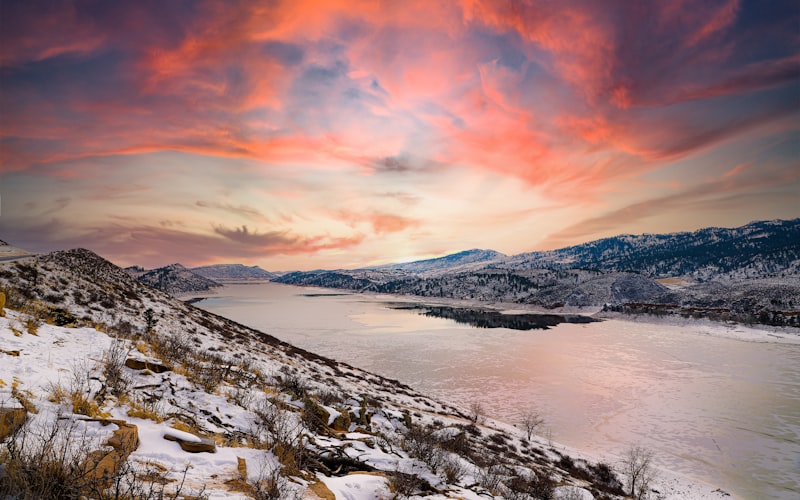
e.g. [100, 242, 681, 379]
[191, 263, 276, 281]
[368, 249, 507, 276]
[275, 219, 800, 326]
[126, 263, 222, 295]
[0, 239, 33, 262]
[0, 248, 712, 499]
[506, 219, 800, 281]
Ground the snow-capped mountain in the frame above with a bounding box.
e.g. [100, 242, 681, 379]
[507, 218, 800, 280]
[275, 219, 800, 325]
[126, 263, 222, 295]
[191, 263, 277, 281]
[368, 249, 507, 276]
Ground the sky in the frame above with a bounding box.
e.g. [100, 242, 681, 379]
[1, 0, 798, 271]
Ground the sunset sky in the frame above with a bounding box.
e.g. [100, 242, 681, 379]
[1, 0, 798, 270]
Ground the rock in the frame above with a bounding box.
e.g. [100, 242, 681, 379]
[164, 428, 217, 453]
[308, 479, 336, 500]
[0, 408, 27, 441]
[81, 420, 139, 486]
[331, 410, 351, 432]
[125, 357, 172, 373]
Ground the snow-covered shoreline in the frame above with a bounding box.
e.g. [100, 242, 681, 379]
[207, 282, 800, 345]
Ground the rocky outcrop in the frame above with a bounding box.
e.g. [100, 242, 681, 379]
[81, 419, 139, 486]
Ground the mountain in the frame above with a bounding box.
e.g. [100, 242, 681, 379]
[191, 263, 277, 281]
[275, 219, 800, 326]
[368, 248, 507, 275]
[506, 219, 800, 281]
[0, 248, 660, 499]
[276, 268, 668, 309]
[126, 263, 222, 295]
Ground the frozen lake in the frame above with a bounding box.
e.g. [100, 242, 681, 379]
[198, 283, 800, 499]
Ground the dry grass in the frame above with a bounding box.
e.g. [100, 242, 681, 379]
[11, 378, 37, 414]
[127, 396, 165, 423]
[24, 318, 39, 335]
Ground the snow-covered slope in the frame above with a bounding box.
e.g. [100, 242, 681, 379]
[191, 264, 277, 281]
[0, 248, 726, 499]
[508, 218, 800, 280]
[0, 239, 33, 262]
[126, 262, 222, 295]
[276, 219, 799, 325]
[368, 249, 507, 276]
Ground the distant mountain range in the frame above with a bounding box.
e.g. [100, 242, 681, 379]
[367, 249, 507, 275]
[3, 218, 798, 325]
[505, 218, 800, 280]
[125, 264, 223, 295]
[124, 262, 276, 295]
[276, 219, 800, 327]
[191, 263, 278, 281]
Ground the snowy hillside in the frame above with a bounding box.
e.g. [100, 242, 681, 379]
[0, 240, 32, 262]
[276, 268, 667, 309]
[191, 264, 277, 281]
[276, 219, 799, 326]
[368, 249, 507, 276]
[0, 248, 724, 499]
[126, 262, 222, 295]
[507, 218, 800, 280]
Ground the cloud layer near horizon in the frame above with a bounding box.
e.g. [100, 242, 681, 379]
[1, 0, 798, 269]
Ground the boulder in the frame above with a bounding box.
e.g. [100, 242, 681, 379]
[125, 357, 172, 373]
[81, 420, 139, 486]
[164, 428, 217, 453]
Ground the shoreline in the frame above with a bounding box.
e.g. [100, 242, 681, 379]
[193, 281, 800, 345]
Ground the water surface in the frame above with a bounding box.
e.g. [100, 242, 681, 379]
[198, 283, 800, 499]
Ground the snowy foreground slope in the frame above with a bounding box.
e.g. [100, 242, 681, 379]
[0, 249, 727, 499]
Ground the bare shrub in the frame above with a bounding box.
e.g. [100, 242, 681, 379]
[252, 398, 306, 471]
[521, 408, 545, 440]
[588, 461, 625, 495]
[128, 391, 165, 422]
[153, 331, 190, 365]
[402, 424, 445, 471]
[503, 470, 555, 500]
[230, 386, 256, 409]
[277, 368, 308, 398]
[301, 398, 330, 434]
[102, 338, 131, 398]
[622, 445, 656, 500]
[477, 462, 507, 494]
[0, 414, 205, 499]
[439, 455, 466, 484]
[388, 468, 427, 499]
[468, 401, 485, 424]
[315, 388, 344, 406]
[248, 462, 301, 500]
